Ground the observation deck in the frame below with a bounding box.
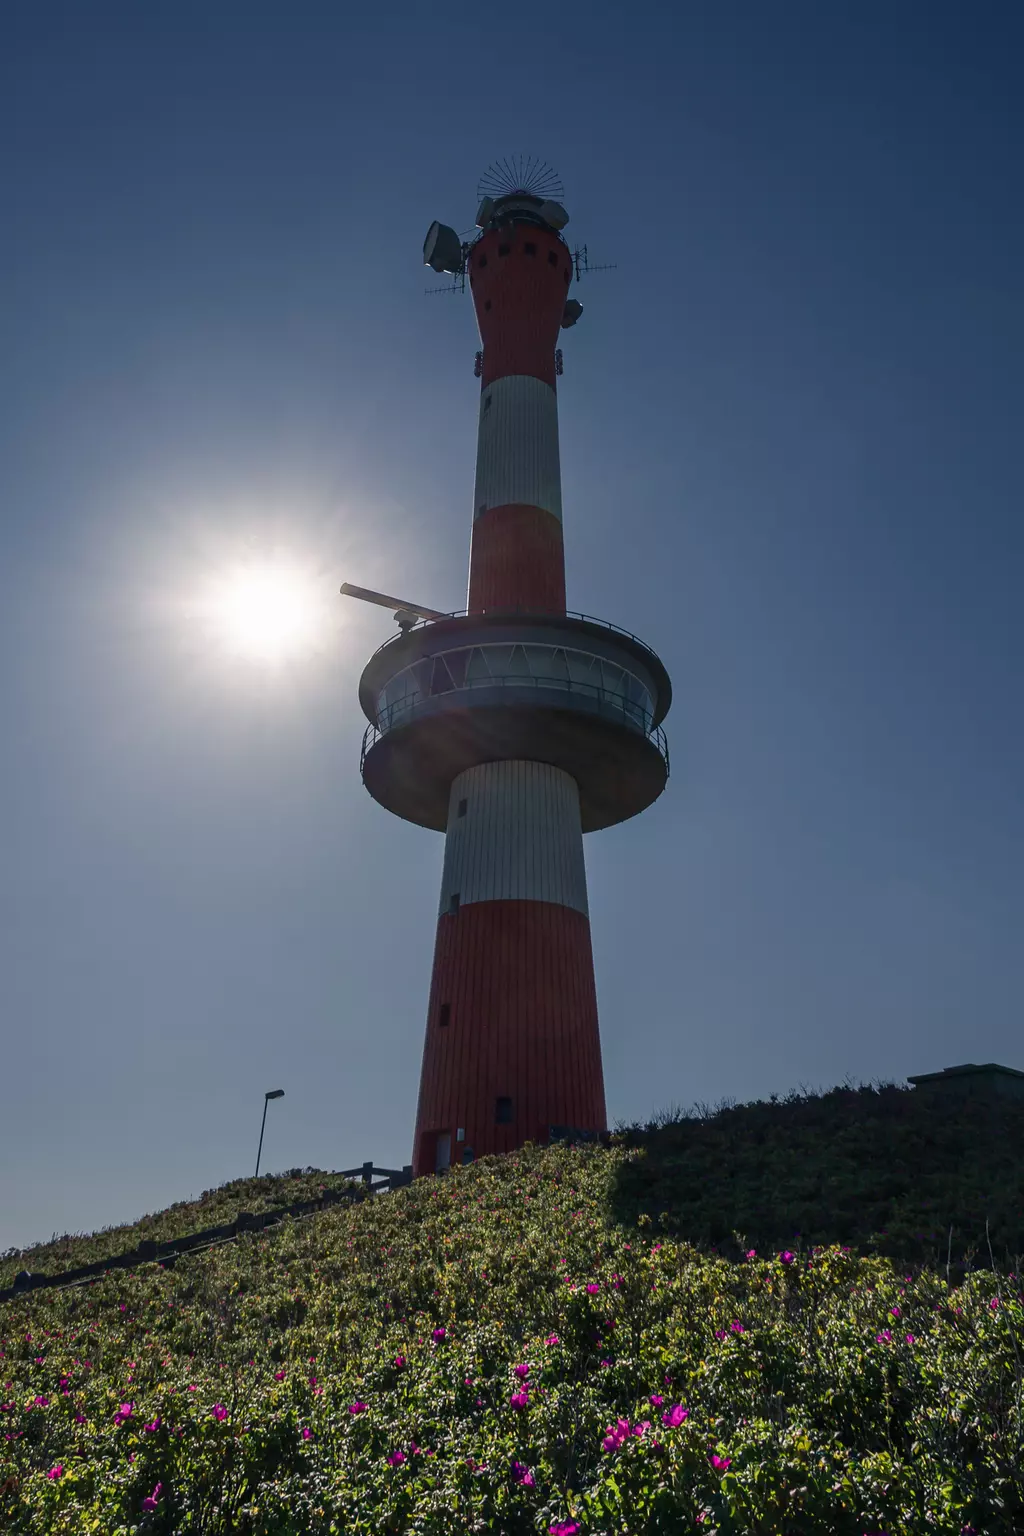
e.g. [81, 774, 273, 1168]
[357, 609, 671, 832]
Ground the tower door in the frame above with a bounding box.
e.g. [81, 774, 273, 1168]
[434, 1132, 451, 1173]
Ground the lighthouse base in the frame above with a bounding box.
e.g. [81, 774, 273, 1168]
[412, 759, 606, 1175]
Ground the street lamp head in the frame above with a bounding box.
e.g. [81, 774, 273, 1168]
[265, 1089, 285, 1100]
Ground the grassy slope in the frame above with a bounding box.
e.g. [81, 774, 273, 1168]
[1, 1106, 1023, 1535]
[0, 1172, 359, 1291]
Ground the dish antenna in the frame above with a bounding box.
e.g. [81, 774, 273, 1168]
[340, 582, 448, 634]
[423, 220, 465, 274]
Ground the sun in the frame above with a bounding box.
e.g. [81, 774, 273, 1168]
[198, 559, 324, 665]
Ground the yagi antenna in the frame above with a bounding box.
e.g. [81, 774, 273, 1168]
[572, 244, 617, 282]
[340, 582, 448, 634]
[424, 270, 467, 296]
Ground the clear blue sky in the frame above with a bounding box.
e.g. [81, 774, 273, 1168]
[2, 1, 1021, 1252]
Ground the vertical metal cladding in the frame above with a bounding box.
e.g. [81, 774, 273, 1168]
[438, 761, 588, 915]
[412, 758, 605, 1175]
[469, 225, 572, 389]
[473, 376, 562, 523]
[467, 505, 566, 614]
[412, 902, 606, 1175]
[467, 230, 569, 614]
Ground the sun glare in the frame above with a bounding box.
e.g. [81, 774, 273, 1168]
[199, 560, 324, 665]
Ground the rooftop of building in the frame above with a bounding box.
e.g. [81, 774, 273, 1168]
[907, 1062, 1024, 1086]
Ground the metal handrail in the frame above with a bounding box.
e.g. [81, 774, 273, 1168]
[363, 607, 665, 669]
[360, 673, 670, 775]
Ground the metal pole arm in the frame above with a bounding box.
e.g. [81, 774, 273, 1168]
[255, 1098, 269, 1179]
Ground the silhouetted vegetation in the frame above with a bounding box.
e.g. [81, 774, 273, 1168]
[610, 1080, 1024, 1281]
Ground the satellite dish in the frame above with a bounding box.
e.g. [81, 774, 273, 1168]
[475, 196, 495, 228]
[539, 200, 570, 230]
[423, 221, 464, 274]
[561, 299, 583, 329]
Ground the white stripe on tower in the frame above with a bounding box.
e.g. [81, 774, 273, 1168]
[438, 760, 588, 915]
[473, 376, 562, 523]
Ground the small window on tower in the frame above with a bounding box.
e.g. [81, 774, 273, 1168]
[524, 242, 536, 256]
[449, 893, 461, 915]
[498, 243, 511, 257]
[548, 250, 558, 266]
[439, 1002, 451, 1028]
[457, 798, 468, 818]
[495, 1096, 513, 1124]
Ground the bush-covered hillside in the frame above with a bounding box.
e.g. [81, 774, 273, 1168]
[0, 1171, 361, 1292]
[2, 1134, 1022, 1535]
[613, 1081, 1024, 1279]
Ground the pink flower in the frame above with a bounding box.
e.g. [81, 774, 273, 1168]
[514, 1363, 530, 1379]
[274, 1370, 285, 1380]
[745, 1249, 756, 1259]
[432, 1327, 446, 1342]
[211, 1403, 228, 1421]
[33, 1396, 49, 1408]
[875, 1330, 892, 1344]
[906, 1333, 916, 1344]
[301, 1426, 313, 1440]
[890, 1306, 901, 1318]
[780, 1251, 794, 1265]
[387, 1449, 406, 1465]
[47, 1464, 63, 1480]
[141, 1483, 163, 1512]
[511, 1459, 535, 1485]
[586, 1283, 600, 1294]
[602, 1416, 632, 1452]
[711, 1452, 731, 1471]
[990, 1297, 1001, 1309]
[545, 1333, 560, 1345]
[649, 1394, 664, 1406]
[348, 1401, 368, 1414]
[74, 1413, 86, 1424]
[510, 1390, 529, 1410]
[730, 1320, 745, 1333]
[632, 1420, 651, 1437]
[143, 1416, 161, 1433]
[661, 1404, 689, 1427]
[114, 1401, 134, 1424]
[714, 1329, 726, 1341]
[549, 1523, 580, 1535]
[393, 1355, 406, 1369]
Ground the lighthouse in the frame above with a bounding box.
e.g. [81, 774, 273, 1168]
[349, 161, 671, 1176]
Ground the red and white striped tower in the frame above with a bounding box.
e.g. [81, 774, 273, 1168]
[355, 163, 671, 1175]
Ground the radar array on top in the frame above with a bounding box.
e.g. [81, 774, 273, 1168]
[476, 156, 564, 203]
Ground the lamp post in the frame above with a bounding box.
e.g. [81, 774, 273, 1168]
[255, 1089, 284, 1178]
